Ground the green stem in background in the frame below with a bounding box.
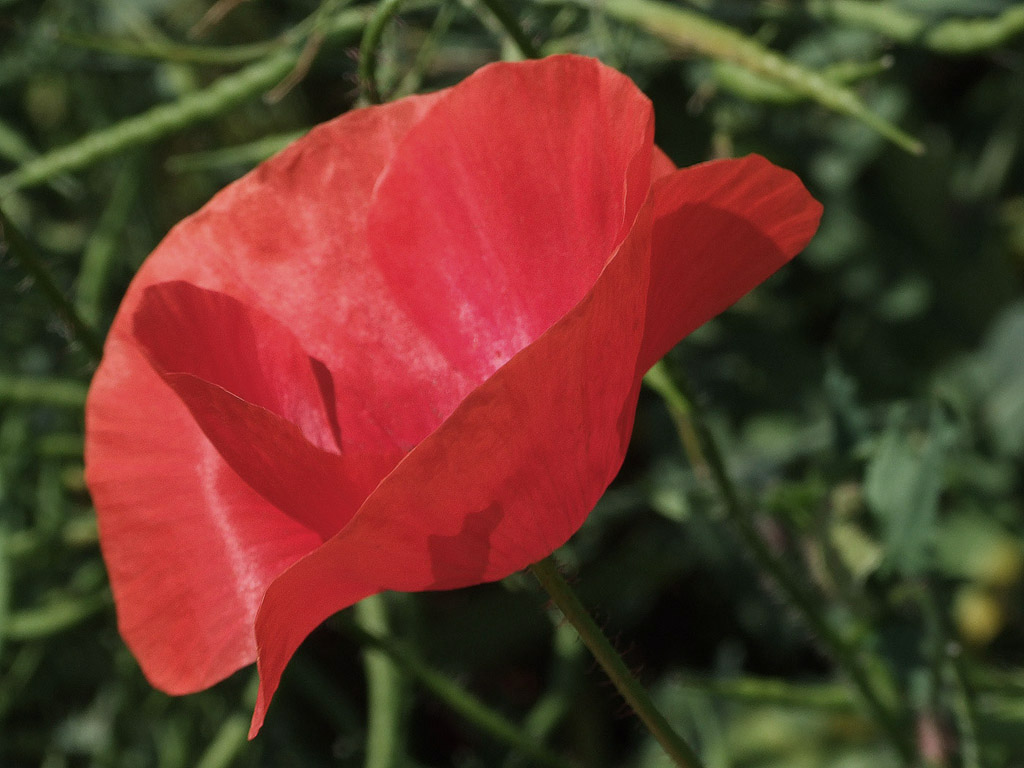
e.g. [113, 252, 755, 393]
[58, 30, 301, 66]
[0, 528, 9, 661]
[529, 556, 705, 768]
[475, 0, 541, 58]
[0, 50, 288, 197]
[642, 362, 709, 479]
[503, 621, 584, 768]
[165, 130, 308, 174]
[806, 0, 1024, 55]
[36, 433, 86, 458]
[919, 583, 984, 768]
[0, 118, 80, 199]
[643, 361, 917, 765]
[667, 669, 1024, 728]
[343, 619, 573, 768]
[265, 0, 353, 103]
[0, 375, 88, 408]
[76, 159, 139, 328]
[391, 1, 458, 98]
[947, 644, 983, 768]
[0, 209, 104, 360]
[359, 0, 406, 104]
[682, 674, 857, 712]
[194, 674, 259, 768]
[361, 0, 469, 104]
[0, 645, 45, 721]
[711, 56, 893, 107]
[4, 516, 98, 562]
[355, 594, 409, 768]
[0, 5, 383, 197]
[194, 714, 250, 768]
[361, 0, 537, 105]
[545, 0, 924, 155]
[1, 592, 110, 641]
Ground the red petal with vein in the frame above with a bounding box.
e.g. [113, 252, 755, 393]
[86, 340, 320, 693]
[253, 202, 656, 736]
[86, 92, 445, 694]
[638, 155, 824, 373]
[133, 281, 342, 453]
[132, 282, 397, 539]
[82, 53, 824, 735]
[250, 55, 657, 734]
[367, 55, 654, 382]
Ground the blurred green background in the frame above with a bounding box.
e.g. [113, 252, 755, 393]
[2, 0, 1024, 766]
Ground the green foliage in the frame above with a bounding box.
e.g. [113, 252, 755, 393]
[3, 0, 1024, 766]
[863, 407, 954, 576]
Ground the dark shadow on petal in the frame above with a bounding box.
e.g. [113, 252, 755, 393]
[427, 502, 504, 587]
[309, 357, 342, 452]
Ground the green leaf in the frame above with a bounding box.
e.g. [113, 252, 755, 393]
[863, 409, 955, 576]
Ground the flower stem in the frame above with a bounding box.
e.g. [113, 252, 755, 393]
[342, 617, 573, 768]
[355, 594, 409, 768]
[529, 556, 705, 768]
[643, 361, 917, 764]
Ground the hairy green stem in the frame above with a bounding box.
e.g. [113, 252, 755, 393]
[529, 556, 705, 768]
[643, 361, 917, 764]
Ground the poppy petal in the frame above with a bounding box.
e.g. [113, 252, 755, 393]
[132, 282, 396, 539]
[86, 93, 446, 694]
[251, 200, 656, 736]
[248, 55, 661, 734]
[86, 339, 321, 693]
[638, 155, 823, 373]
[651, 146, 677, 181]
[367, 54, 654, 384]
[154, 374, 393, 541]
[133, 281, 341, 453]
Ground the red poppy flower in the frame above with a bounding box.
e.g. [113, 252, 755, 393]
[84, 54, 822, 736]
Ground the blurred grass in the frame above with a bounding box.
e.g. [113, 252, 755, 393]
[2, 0, 1024, 766]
